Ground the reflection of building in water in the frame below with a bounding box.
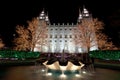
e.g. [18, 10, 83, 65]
[34, 7, 98, 53]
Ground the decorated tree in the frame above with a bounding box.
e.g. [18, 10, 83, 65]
[74, 18, 117, 53]
[0, 38, 4, 49]
[13, 25, 30, 51]
[27, 18, 48, 51]
[93, 18, 117, 50]
[13, 17, 48, 51]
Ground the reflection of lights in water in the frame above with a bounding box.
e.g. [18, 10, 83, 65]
[46, 73, 52, 76]
[60, 73, 67, 78]
[82, 71, 86, 74]
[41, 69, 45, 72]
[75, 74, 81, 77]
[75, 74, 82, 77]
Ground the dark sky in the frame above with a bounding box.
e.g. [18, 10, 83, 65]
[0, 0, 120, 47]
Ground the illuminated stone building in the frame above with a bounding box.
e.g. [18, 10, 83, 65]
[34, 7, 98, 53]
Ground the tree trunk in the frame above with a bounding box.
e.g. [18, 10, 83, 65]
[31, 43, 35, 52]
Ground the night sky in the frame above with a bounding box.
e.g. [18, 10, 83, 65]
[0, 0, 120, 47]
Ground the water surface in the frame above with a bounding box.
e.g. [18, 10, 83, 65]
[0, 65, 120, 80]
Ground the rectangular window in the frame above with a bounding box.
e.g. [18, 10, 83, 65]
[65, 35, 67, 38]
[50, 35, 52, 38]
[60, 35, 62, 38]
[46, 35, 48, 38]
[75, 35, 77, 38]
[55, 35, 57, 38]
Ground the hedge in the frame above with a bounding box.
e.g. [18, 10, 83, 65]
[89, 50, 120, 60]
[0, 50, 40, 60]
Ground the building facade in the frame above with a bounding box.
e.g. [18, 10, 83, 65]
[34, 7, 98, 53]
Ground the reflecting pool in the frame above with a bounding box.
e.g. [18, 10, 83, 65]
[0, 65, 120, 80]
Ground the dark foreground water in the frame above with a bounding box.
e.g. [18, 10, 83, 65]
[0, 65, 120, 80]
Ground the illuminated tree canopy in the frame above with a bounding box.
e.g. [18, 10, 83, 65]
[13, 18, 48, 51]
[74, 18, 117, 52]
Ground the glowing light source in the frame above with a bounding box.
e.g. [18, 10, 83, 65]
[60, 73, 67, 78]
[82, 71, 86, 74]
[83, 8, 88, 14]
[59, 66, 67, 71]
[75, 74, 81, 77]
[41, 69, 45, 72]
[46, 72, 52, 76]
[43, 61, 84, 71]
